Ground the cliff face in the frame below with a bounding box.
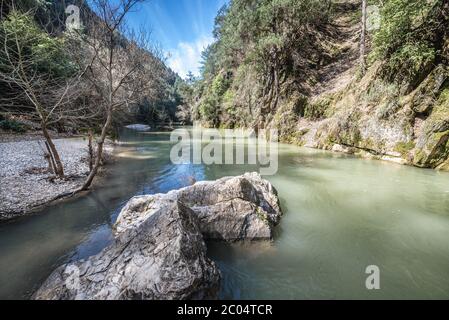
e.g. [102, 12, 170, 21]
[272, 1, 449, 170]
[281, 62, 449, 170]
[196, 0, 449, 171]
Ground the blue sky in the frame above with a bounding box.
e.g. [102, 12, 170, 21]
[127, 0, 228, 78]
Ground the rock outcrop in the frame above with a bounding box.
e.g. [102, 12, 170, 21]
[278, 63, 449, 171]
[264, 3, 449, 172]
[34, 173, 282, 300]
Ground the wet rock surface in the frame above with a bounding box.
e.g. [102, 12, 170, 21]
[115, 172, 282, 241]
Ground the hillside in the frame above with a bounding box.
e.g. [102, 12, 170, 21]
[0, 0, 186, 134]
[195, 0, 449, 170]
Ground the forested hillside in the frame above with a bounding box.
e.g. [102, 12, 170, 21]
[0, 0, 194, 189]
[0, 0, 188, 134]
[195, 0, 449, 170]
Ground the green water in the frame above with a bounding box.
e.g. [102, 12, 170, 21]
[1, 129, 449, 299]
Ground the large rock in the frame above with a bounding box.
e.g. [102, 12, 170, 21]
[34, 202, 220, 300]
[115, 172, 282, 241]
[34, 173, 283, 300]
[35, 203, 220, 300]
[412, 90, 449, 168]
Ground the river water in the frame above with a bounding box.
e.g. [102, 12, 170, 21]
[1, 128, 449, 299]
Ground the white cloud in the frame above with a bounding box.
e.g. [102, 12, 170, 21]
[167, 36, 214, 79]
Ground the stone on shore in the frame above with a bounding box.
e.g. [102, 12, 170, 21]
[125, 124, 151, 132]
[0, 137, 113, 220]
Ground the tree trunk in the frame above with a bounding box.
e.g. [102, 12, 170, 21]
[44, 141, 57, 174]
[81, 109, 112, 190]
[42, 123, 64, 178]
[360, 0, 367, 74]
[88, 130, 94, 172]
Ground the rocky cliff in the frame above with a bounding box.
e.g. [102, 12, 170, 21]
[277, 61, 449, 170]
[268, 1, 449, 171]
[194, 0, 449, 171]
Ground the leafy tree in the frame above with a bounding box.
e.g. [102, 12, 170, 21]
[372, 0, 447, 86]
[196, 0, 333, 128]
[185, 71, 196, 84]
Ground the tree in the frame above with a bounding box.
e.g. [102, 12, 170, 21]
[71, 0, 160, 190]
[372, 0, 446, 83]
[195, 0, 334, 128]
[360, 0, 367, 74]
[0, 9, 80, 178]
[174, 77, 194, 124]
[185, 71, 196, 84]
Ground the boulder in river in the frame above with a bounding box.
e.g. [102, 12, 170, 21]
[115, 172, 282, 241]
[34, 201, 220, 300]
[34, 173, 283, 300]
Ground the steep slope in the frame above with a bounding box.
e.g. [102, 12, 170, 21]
[196, 0, 449, 171]
[287, 0, 449, 170]
[0, 0, 184, 132]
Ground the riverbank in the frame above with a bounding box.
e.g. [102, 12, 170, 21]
[0, 134, 114, 221]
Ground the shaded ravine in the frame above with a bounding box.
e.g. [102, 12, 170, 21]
[1, 128, 449, 299]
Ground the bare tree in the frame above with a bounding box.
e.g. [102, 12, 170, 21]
[71, 0, 162, 190]
[0, 8, 83, 178]
[360, 0, 367, 74]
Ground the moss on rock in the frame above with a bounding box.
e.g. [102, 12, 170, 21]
[394, 141, 416, 157]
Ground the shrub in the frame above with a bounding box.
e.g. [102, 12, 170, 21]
[0, 119, 26, 133]
[371, 0, 443, 83]
[0, 11, 77, 78]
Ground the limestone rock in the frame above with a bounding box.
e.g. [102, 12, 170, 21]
[34, 173, 283, 300]
[125, 124, 151, 132]
[34, 202, 220, 300]
[115, 172, 283, 241]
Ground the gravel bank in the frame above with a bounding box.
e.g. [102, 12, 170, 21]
[0, 136, 113, 221]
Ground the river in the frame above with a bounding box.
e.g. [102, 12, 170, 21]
[1, 128, 449, 299]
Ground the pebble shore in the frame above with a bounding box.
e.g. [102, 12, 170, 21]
[0, 135, 113, 221]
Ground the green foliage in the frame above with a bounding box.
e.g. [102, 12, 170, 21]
[0, 10, 76, 78]
[173, 77, 192, 104]
[197, 0, 333, 127]
[363, 79, 400, 104]
[211, 72, 230, 96]
[304, 96, 335, 120]
[213, 0, 331, 73]
[372, 0, 442, 82]
[0, 119, 26, 133]
[271, 94, 307, 143]
[199, 73, 231, 125]
[394, 141, 416, 156]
